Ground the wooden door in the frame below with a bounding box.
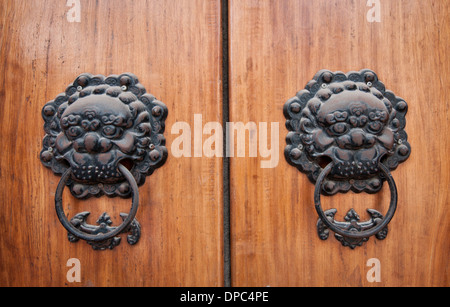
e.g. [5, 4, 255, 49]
[0, 0, 223, 287]
[1, 0, 448, 288]
[229, 0, 449, 287]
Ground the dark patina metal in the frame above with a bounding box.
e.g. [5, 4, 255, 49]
[40, 73, 168, 250]
[314, 162, 396, 249]
[284, 69, 410, 248]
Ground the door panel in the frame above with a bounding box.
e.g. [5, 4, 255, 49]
[229, 0, 449, 286]
[0, 0, 223, 287]
[1, 0, 448, 288]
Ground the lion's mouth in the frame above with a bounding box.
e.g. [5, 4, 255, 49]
[327, 146, 386, 179]
[68, 152, 125, 182]
[71, 163, 124, 182]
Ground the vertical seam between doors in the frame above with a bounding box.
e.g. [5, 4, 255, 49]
[221, 0, 231, 288]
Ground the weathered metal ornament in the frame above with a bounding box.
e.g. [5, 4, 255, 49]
[284, 69, 411, 248]
[317, 209, 388, 250]
[40, 73, 168, 250]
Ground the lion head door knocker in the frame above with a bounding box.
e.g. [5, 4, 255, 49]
[284, 69, 411, 249]
[40, 73, 168, 250]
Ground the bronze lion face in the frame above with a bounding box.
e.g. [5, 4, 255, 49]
[285, 69, 410, 195]
[41, 73, 167, 198]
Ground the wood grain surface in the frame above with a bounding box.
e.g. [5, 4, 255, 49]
[1, 0, 449, 288]
[0, 0, 223, 286]
[229, 0, 449, 287]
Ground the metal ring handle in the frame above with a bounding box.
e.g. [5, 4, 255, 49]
[55, 164, 139, 242]
[314, 162, 398, 239]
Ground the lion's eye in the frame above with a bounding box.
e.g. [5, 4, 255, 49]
[367, 121, 383, 134]
[102, 125, 123, 138]
[330, 123, 349, 136]
[103, 125, 116, 136]
[66, 126, 83, 138]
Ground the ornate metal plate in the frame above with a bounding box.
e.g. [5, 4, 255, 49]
[284, 69, 411, 249]
[284, 69, 411, 196]
[40, 73, 168, 250]
[40, 73, 168, 199]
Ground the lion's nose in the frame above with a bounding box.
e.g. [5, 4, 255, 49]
[349, 129, 366, 147]
[84, 133, 100, 153]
